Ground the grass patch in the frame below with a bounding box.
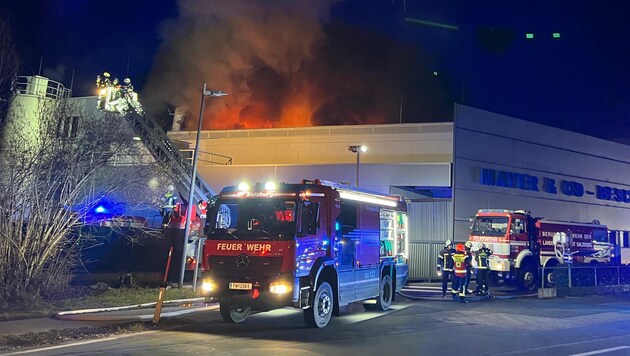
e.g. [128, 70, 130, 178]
[0, 287, 199, 321]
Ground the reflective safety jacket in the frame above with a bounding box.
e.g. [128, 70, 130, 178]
[452, 252, 471, 278]
[162, 192, 177, 209]
[475, 247, 493, 269]
[438, 247, 455, 271]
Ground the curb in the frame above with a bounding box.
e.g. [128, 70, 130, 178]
[398, 290, 537, 301]
[54, 297, 209, 321]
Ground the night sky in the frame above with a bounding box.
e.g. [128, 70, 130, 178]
[3, 1, 628, 141]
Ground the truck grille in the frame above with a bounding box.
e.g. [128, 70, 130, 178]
[209, 256, 283, 277]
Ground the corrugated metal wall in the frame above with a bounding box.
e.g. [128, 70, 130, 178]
[408, 201, 453, 281]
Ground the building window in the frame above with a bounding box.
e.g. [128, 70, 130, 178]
[57, 116, 79, 139]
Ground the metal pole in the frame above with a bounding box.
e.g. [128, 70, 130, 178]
[179, 83, 207, 288]
[193, 237, 205, 291]
[355, 150, 360, 187]
[618, 266, 621, 286]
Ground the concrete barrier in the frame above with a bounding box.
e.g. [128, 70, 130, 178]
[537, 288, 557, 298]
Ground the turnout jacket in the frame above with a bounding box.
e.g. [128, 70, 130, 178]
[438, 247, 455, 271]
[475, 247, 493, 269]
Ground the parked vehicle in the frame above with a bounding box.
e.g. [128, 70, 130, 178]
[468, 209, 614, 290]
[199, 179, 409, 328]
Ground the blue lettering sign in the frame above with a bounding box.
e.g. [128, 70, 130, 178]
[542, 177, 557, 194]
[596, 185, 610, 200]
[479, 167, 630, 204]
[560, 180, 584, 197]
[480, 168, 496, 186]
[595, 185, 630, 204]
[479, 168, 539, 192]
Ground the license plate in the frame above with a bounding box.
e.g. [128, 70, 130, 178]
[229, 282, 253, 290]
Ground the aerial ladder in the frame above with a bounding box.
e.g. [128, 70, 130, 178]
[95, 73, 222, 278]
[95, 74, 214, 203]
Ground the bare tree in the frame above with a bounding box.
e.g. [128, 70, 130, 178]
[0, 16, 18, 128]
[0, 97, 165, 301]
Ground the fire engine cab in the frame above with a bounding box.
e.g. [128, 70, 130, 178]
[199, 179, 409, 328]
[469, 209, 613, 290]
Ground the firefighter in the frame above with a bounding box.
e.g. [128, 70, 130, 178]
[123, 77, 134, 92]
[197, 200, 208, 234]
[100, 71, 111, 87]
[475, 242, 493, 295]
[161, 185, 177, 227]
[464, 241, 474, 294]
[452, 243, 471, 303]
[437, 239, 455, 298]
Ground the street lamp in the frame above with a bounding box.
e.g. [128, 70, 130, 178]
[348, 145, 367, 187]
[179, 83, 227, 289]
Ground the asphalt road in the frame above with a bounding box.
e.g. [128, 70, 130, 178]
[10, 289, 630, 356]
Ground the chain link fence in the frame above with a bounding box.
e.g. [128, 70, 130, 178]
[540, 265, 630, 295]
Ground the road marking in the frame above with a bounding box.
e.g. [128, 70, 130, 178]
[501, 335, 630, 355]
[570, 346, 630, 356]
[2, 331, 159, 355]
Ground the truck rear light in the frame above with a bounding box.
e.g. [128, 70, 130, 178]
[270, 281, 293, 294]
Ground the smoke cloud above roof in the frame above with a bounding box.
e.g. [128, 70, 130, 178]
[143, 0, 452, 130]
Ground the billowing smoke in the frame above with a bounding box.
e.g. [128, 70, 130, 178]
[143, 0, 452, 130]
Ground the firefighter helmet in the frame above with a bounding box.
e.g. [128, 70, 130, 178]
[124, 77, 131, 85]
[445, 239, 452, 247]
[464, 241, 473, 250]
[456, 243, 465, 252]
[103, 72, 110, 78]
[480, 242, 486, 249]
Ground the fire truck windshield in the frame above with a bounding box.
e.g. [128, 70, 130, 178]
[207, 198, 297, 241]
[471, 217, 509, 237]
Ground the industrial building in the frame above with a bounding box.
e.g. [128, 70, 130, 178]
[169, 104, 630, 279]
[8, 75, 630, 280]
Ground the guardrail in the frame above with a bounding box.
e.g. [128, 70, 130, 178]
[14, 75, 71, 99]
[179, 149, 233, 166]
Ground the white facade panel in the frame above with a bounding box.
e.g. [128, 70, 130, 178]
[197, 163, 451, 195]
[454, 104, 630, 241]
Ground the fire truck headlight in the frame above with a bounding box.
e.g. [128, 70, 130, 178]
[269, 281, 292, 294]
[201, 279, 216, 293]
[238, 182, 250, 191]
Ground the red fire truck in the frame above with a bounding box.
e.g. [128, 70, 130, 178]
[199, 179, 409, 328]
[468, 209, 614, 290]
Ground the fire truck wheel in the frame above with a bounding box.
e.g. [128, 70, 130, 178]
[219, 303, 251, 323]
[304, 281, 333, 328]
[544, 270, 556, 288]
[517, 263, 538, 291]
[364, 275, 393, 311]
